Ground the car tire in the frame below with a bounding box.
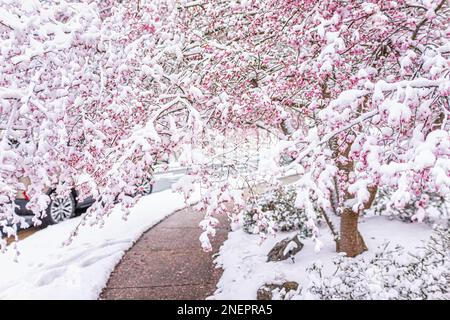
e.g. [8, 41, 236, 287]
[43, 193, 76, 225]
[136, 178, 153, 196]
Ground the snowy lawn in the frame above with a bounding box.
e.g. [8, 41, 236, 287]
[210, 216, 433, 300]
[0, 189, 198, 300]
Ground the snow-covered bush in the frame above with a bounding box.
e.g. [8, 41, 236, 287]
[243, 186, 316, 238]
[370, 188, 450, 223]
[303, 227, 450, 300]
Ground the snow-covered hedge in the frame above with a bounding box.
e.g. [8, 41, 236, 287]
[303, 227, 450, 300]
[243, 186, 317, 238]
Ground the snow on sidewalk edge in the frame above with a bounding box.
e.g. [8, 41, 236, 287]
[0, 189, 199, 300]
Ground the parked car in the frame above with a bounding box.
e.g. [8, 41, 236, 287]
[14, 175, 154, 226]
[134, 175, 154, 196]
[2, 129, 155, 226]
[14, 178, 95, 225]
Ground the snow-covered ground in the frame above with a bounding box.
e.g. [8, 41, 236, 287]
[0, 188, 199, 299]
[210, 216, 433, 300]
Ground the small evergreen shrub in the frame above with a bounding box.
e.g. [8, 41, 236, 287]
[243, 186, 313, 238]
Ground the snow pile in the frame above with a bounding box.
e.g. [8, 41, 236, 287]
[0, 189, 199, 299]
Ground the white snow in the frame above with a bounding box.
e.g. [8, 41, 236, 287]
[282, 239, 299, 256]
[381, 100, 412, 126]
[210, 216, 433, 300]
[0, 188, 199, 300]
[0, 7, 23, 30]
[329, 89, 368, 109]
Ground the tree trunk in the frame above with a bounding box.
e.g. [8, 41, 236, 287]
[339, 208, 367, 257]
[330, 130, 376, 257]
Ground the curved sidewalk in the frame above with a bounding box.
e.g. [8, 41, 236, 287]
[100, 206, 229, 300]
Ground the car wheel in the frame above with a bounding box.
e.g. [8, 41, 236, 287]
[136, 178, 153, 196]
[43, 193, 76, 225]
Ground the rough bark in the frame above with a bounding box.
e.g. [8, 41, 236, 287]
[339, 208, 367, 257]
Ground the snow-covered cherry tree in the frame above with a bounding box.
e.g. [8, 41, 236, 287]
[0, 0, 210, 249]
[283, 0, 450, 256]
[1, 0, 448, 259]
[178, 0, 450, 256]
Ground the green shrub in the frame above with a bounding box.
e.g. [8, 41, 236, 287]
[243, 186, 313, 238]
